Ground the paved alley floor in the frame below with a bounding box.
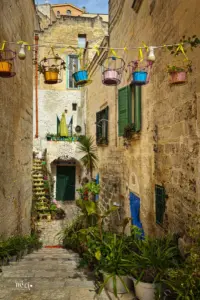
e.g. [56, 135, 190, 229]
[0, 248, 135, 300]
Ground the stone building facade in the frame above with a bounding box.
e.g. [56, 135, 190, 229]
[0, 0, 37, 237]
[86, 0, 200, 235]
[34, 3, 108, 201]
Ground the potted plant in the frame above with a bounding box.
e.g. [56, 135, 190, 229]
[167, 62, 192, 84]
[123, 124, 135, 140]
[46, 132, 52, 141]
[39, 55, 66, 84]
[128, 60, 149, 85]
[70, 48, 90, 86]
[101, 57, 125, 86]
[97, 234, 133, 296]
[130, 236, 181, 300]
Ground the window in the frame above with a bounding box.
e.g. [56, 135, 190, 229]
[78, 34, 86, 49]
[68, 55, 78, 89]
[118, 85, 141, 136]
[155, 185, 166, 225]
[57, 11, 60, 16]
[96, 106, 109, 145]
[132, 0, 143, 12]
[67, 10, 71, 15]
[72, 103, 77, 111]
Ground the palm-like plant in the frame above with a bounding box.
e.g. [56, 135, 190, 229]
[78, 136, 98, 179]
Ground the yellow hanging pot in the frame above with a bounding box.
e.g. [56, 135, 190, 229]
[0, 61, 12, 73]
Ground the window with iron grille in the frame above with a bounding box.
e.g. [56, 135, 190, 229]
[155, 185, 166, 225]
[96, 106, 109, 145]
[67, 55, 78, 89]
[118, 85, 141, 137]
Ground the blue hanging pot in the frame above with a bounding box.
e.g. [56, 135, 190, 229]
[73, 70, 88, 83]
[132, 71, 147, 85]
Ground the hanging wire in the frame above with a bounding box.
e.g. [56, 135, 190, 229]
[0, 40, 194, 51]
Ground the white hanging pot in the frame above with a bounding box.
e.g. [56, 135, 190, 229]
[133, 278, 156, 300]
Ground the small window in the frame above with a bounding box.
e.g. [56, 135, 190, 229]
[118, 85, 141, 137]
[67, 10, 71, 15]
[155, 185, 166, 225]
[78, 34, 86, 49]
[72, 103, 77, 111]
[96, 106, 109, 145]
[132, 0, 143, 12]
[68, 55, 78, 89]
[57, 11, 60, 16]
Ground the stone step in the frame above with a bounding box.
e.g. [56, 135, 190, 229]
[0, 286, 110, 300]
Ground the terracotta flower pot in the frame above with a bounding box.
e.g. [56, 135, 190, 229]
[169, 71, 187, 84]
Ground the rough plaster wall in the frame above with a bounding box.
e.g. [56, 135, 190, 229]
[86, 0, 200, 236]
[0, 0, 35, 237]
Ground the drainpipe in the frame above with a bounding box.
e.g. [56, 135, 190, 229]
[35, 34, 39, 138]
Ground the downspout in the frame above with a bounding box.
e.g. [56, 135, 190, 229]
[35, 34, 39, 138]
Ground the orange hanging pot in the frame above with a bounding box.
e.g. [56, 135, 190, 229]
[0, 61, 12, 74]
[44, 69, 59, 84]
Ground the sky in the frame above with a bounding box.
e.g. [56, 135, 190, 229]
[34, 0, 108, 14]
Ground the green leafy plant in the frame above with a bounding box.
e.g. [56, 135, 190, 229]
[78, 136, 98, 179]
[167, 35, 200, 55]
[130, 236, 181, 284]
[123, 123, 135, 140]
[77, 181, 100, 201]
[167, 62, 192, 74]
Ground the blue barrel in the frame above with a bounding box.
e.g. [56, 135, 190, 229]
[133, 71, 147, 85]
[73, 70, 88, 82]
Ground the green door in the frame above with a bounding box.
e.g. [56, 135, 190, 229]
[56, 166, 76, 201]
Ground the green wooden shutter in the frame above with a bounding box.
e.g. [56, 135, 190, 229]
[105, 106, 109, 144]
[155, 185, 166, 225]
[134, 86, 141, 132]
[96, 111, 102, 144]
[57, 116, 60, 136]
[118, 86, 131, 136]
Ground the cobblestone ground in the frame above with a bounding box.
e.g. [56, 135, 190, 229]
[0, 248, 135, 300]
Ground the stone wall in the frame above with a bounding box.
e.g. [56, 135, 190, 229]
[86, 0, 200, 236]
[0, 0, 36, 237]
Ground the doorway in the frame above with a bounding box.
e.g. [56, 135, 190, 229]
[56, 165, 76, 200]
[129, 192, 144, 238]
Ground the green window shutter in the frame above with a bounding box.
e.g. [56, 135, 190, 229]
[96, 111, 102, 144]
[134, 86, 141, 132]
[57, 116, 60, 136]
[155, 185, 166, 225]
[105, 106, 109, 144]
[118, 86, 131, 136]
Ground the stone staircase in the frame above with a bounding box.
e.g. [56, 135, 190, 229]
[0, 248, 135, 300]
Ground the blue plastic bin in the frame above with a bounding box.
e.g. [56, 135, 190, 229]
[73, 70, 88, 82]
[133, 71, 147, 85]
